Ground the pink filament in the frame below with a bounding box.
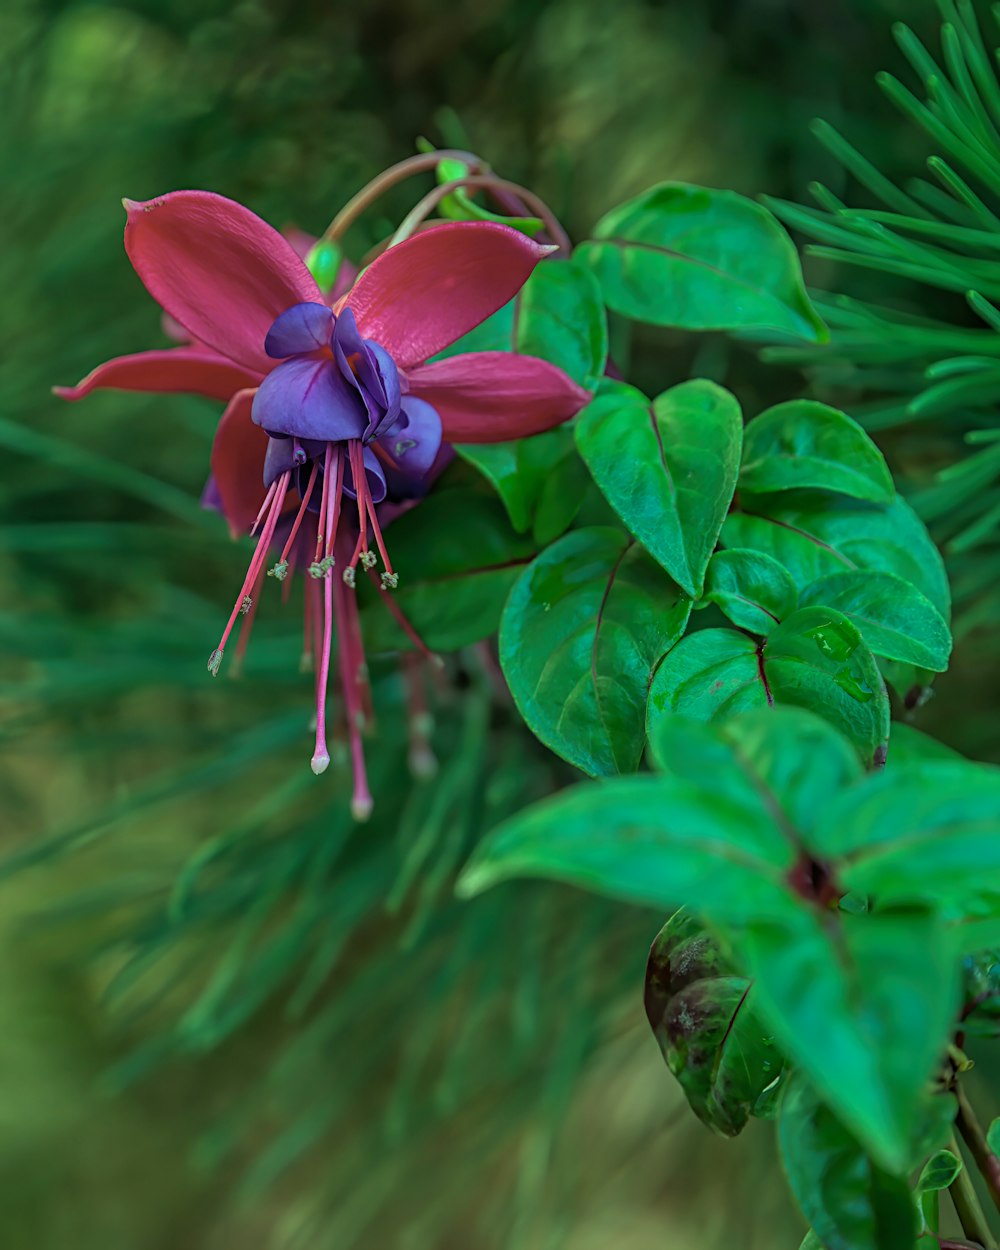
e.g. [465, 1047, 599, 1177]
[212, 470, 290, 664]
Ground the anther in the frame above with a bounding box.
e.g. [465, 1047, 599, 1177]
[351, 794, 374, 822]
[380, 571, 399, 590]
[343, 566, 356, 588]
[239, 595, 253, 615]
[207, 648, 224, 676]
[268, 560, 289, 581]
[310, 749, 331, 776]
[360, 550, 378, 569]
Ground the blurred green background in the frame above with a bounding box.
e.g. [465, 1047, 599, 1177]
[2, 1, 992, 1247]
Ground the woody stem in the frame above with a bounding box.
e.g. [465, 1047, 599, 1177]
[389, 173, 571, 253]
[320, 150, 485, 245]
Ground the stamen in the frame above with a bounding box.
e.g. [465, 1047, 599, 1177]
[349, 440, 369, 551]
[325, 447, 345, 561]
[311, 457, 340, 776]
[300, 578, 316, 673]
[232, 563, 267, 678]
[249, 478, 278, 537]
[278, 461, 318, 569]
[209, 470, 291, 676]
[314, 444, 333, 561]
[365, 565, 437, 663]
[310, 571, 333, 776]
[332, 567, 372, 820]
[363, 491, 394, 577]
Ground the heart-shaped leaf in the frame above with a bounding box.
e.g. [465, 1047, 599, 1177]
[647, 607, 890, 764]
[799, 570, 951, 671]
[741, 400, 894, 502]
[723, 494, 950, 619]
[701, 548, 798, 635]
[576, 379, 743, 597]
[500, 527, 691, 775]
[575, 182, 827, 341]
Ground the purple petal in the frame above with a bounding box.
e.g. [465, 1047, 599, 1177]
[263, 435, 311, 487]
[200, 474, 224, 514]
[252, 357, 367, 441]
[264, 303, 335, 359]
[376, 397, 443, 496]
[343, 445, 387, 505]
[334, 308, 402, 435]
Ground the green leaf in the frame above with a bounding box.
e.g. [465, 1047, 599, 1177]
[779, 1074, 917, 1250]
[455, 774, 799, 923]
[456, 426, 588, 541]
[746, 906, 960, 1170]
[647, 608, 890, 765]
[799, 571, 951, 671]
[647, 628, 764, 721]
[644, 910, 784, 1136]
[575, 182, 827, 341]
[576, 379, 743, 597]
[917, 1148, 962, 1193]
[988, 1118, 1000, 1159]
[439, 255, 608, 391]
[648, 709, 862, 844]
[500, 527, 691, 776]
[360, 485, 535, 653]
[723, 493, 951, 620]
[740, 401, 894, 502]
[702, 548, 798, 635]
[885, 723, 962, 766]
[816, 762, 1000, 910]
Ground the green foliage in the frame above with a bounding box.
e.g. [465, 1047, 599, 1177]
[701, 549, 799, 634]
[499, 527, 691, 776]
[13, 3, 1000, 1242]
[460, 706, 992, 1171]
[575, 182, 828, 341]
[575, 378, 743, 597]
[779, 1076, 917, 1250]
[739, 400, 893, 502]
[647, 608, 890, 763]
[644, 910, 784, 1136]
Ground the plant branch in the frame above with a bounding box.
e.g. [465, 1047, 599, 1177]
[319, 149, 485, 244]
[957, 1081, 1000, 1219]
[388, 173, 571, 254]
[950, 1133, 997, 1250]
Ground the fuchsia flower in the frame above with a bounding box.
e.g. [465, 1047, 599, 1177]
[59, 191, 589, 816]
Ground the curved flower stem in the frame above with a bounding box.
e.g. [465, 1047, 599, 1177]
[950, 1133, 997, 1250]
[319, 150, 485, 245]
[389, 173, 572, 254]
[957, 1082, 1000, 1219]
